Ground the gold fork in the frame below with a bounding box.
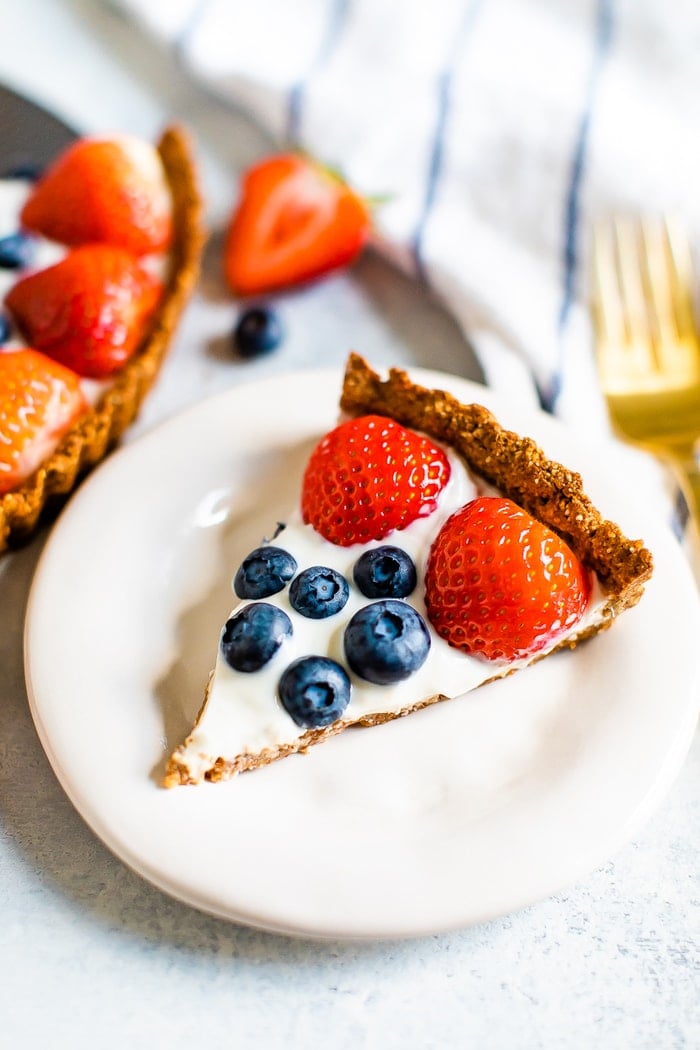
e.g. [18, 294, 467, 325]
[591, 214, 700, 531]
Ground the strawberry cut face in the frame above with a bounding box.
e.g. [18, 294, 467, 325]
[5, 245, 163, 379]
[224, 153, 371, 296]
[424, 496, 591, 662]
[0, 348, 86, 494]
[301, 414, 451, 547]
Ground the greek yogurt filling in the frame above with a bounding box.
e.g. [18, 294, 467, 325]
[179, 448, 608, 780]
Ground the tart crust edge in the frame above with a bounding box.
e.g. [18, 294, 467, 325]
[0, 124, 206, 552]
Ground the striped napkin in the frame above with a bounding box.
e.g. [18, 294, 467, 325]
[113, 0, 700, 546]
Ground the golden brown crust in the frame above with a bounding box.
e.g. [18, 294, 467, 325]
[164, 353, 654, 786]
[164, 671, 455, 786]
[0, 124, 206, 552]
[340, 353, 654, 610]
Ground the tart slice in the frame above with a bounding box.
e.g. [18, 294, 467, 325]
[164, 354, 654, 786]
[0, 125, 205, 551]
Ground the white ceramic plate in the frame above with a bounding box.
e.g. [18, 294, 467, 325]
[24, 367, 700, 939]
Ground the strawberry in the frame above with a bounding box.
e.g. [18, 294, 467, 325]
[424, 496, 591, 662]
[0, 348, 86, 494]
[301, 414, 451, 547]
[5, 245, 163, 379]
[224, 153, 371, 295]
[20, 135, 172, 256]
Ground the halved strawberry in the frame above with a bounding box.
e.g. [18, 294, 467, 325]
[5, 245, 163, 379]
[301, 414, 451, 546]
[224, 153, 371, 295]
[424, 497, 591, 662]
[20, 135, 173, 256]
[0, 348, 86, 495]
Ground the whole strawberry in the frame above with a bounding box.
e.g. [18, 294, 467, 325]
[0, 348, 86, 494]
[425, 496, 590, 661]
[301, 414, 450, 547]
[5, 245, 163, 379]
[224, 153, 371, 295]
[20, 135, 173, 256]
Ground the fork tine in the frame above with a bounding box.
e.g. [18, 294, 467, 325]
[640, 215, 700, 386]
[663, 215, 699, 345]
[591, 211, 700, 469]
[591, 218, 626, 352]
[612, 216, 652, 351]
[638, 215, 678, 358]
[591, 214, 700, 395]
[592, 216, 660, 390]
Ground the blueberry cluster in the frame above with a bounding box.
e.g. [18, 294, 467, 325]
[219, 542, 431, 729]
[0, 165, 41, 345]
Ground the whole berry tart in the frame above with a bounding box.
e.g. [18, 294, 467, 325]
[164, 353, 654, 787]
[0, 125, 205, 551]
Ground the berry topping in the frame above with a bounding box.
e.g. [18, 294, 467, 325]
[289, 565, 349, 619]
[20, 135, 172, 255]
[353, 545, 417, 599]
[0, 313, 11, 343]
[233, 305, 284, 359]
[0, 348, 86, 494]
[5, 244, 163, 379]
[220, 602, 292, 673]
[424, 496, 591, 662]
[1, 163, 43, 181]
[0, 232, 35, 270]
[233, 545, 297, 599]
[301, 415, 450, 547]
[224, 152, 371, 295]
[344, 599, 430, 685]
[278, 656, 351, 728]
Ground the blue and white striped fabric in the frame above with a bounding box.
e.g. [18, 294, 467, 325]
[115, 0, 700, 542]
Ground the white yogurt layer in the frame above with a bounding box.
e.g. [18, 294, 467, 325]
[179, 448, 609, 781]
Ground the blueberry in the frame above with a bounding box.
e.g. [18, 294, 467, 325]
[0, 231, 35, 269]
[0, 313, 11, 344]
[234, 545, 297, 599]
[344, 600, 430, 685]
[220, 602, 292, 672]
[1, 162, 43, 180]
[278, 656, 351, 728]
[353, 546, 417, 599]
[289, 565, 349, 619]
[233, 306, 284, 358]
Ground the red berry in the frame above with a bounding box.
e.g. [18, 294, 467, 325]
[301, 414, 451, 547]
[224, 152, 371, 295]
[424, 496, 591, 661]
[20, 136, 173, 256]
[5, 245, 163, 379]
[0, 348, 86, 494]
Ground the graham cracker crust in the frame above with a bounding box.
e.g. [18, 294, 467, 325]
[0, 124, 206, 552]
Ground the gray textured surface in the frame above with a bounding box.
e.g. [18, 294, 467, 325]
[0, 1, 697, 1046]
